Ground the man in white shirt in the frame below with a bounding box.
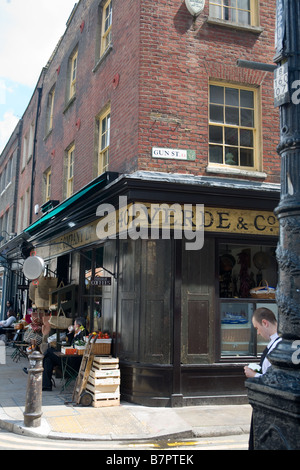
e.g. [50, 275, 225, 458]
[244, 307, 281, 378]
[244, 307, 281, 450]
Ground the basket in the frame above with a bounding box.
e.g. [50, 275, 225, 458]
[250, 280, 276, 299]
[48, 307, 73, 330]
[92, 340, 112, 355]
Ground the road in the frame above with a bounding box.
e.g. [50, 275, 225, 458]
[0, 429, 248, 450]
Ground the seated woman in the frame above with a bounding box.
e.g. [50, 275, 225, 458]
[0, 308, 16, 334]
[42, 317, 86, 391]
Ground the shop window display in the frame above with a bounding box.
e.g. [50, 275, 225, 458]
[219, 243, 278, 357]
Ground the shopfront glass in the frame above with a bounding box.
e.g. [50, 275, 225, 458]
[80, 247, 104, 332]
[219, 243, 278, 357]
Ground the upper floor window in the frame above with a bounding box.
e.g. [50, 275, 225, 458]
[68, 48, 78, 102]
[43, 168, 51, 202]
[209, 0, 258, 27]
[101, 0, 112, 56]
[97, 106, 110, 175]
[66, 144, 75, 198]
[22, 122, 34, 169]
[209, 82, 259, 170]
[46, 85, 55, 135]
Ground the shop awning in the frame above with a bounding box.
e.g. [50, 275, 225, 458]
[24, 172, 119, 236]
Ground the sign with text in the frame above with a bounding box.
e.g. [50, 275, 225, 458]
[152, 147, 196, 161]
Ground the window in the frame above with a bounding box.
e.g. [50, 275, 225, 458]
[100, 0, 112, 56]
[66, 145, 75, 198]
[44, 168, 51, 202]
[46, 86, 55, 134]
[209, 0, 258, 26]
[218, 242, 278, 358]
[22, 122, 34, 168]
[97, 107, 110, 174]
[209, 83, 258, 169]
[69, 48, 78, 101]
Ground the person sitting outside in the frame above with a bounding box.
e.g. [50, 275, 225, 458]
[42, 317, 86, 391]
[0, 308, 16, 335]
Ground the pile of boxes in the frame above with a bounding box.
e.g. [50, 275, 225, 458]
[86, 356, 120, 407]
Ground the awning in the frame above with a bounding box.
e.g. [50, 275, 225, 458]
[24, 172, 119, 236]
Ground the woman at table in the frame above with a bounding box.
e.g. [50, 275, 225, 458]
[42, 317, 86, 391]
[0, 308, 16, 335]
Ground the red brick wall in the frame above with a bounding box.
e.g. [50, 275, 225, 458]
[137, 0, 279, 181]
[18, 0, 280, 227]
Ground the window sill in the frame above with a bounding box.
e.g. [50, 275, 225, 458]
[206, 16, 264, 35]
[63, 95, 76, 114]
[93, 45, 113, 73]
[206, 164, 267, 179]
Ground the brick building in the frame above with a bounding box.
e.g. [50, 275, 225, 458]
[0, 0, 281, 406]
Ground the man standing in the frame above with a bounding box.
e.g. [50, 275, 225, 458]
[244, 307, 281, 449]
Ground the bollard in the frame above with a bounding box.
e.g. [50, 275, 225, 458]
[23, 350, 44, 428]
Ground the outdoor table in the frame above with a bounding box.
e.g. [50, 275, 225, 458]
[54, 352, 82, 392]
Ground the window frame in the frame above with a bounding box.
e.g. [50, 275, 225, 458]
[46, 85, 55, 135]
[100, 0, 112, 57]
[97, 107, 111, 175]
[208, 81, 261, 172]
[208, 0, 259, 27]
[66, 144, 75, 198]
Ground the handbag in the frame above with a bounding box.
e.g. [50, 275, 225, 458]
[48, 307, 73, 330]
[250, 280, 276, 299]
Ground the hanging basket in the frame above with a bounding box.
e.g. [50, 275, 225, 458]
[250, 280, 276, 299]
[49, 307, 73, 330]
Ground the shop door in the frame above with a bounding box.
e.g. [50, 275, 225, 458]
[181, 237, 215, 364]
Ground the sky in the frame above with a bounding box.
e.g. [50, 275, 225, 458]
[0, 0, 77, 154]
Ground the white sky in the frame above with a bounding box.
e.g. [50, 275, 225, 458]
[0, 0, 77, 153]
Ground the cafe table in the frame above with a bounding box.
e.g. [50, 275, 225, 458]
[54, 351, 82, 392]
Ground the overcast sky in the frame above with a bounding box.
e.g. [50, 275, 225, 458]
[0, 0, 77, 153]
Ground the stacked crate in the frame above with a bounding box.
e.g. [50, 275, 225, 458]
[86, 356, 120, 407]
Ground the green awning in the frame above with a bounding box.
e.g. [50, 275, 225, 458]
[24, 174, 112, 235]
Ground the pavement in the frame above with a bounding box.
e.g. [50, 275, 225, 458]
[0, 346, 252, 442]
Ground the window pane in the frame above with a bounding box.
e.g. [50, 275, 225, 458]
[209, 125, 223, 144]
[225, 127, 238, 146]
[238, 10, 250, 24]
[210, 85, 224, 104]
[225, 106, 239, 125]
[237, 0, 250, 8]
[225, 88, 239, 106]
[210, 104, 224, 123]
[240, 129, 253, 147]
[225, 147, 238, 165]
[241, 108, 254, 127]
[240, 90, 254, 108]
[209, 145, 223, 163]
[240, 148, 254, 167]
[209, 4, 222, 18]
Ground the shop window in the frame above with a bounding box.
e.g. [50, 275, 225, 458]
[209, 82, 260, 170]
[209, 0, 259, 27]
[218, 243, 278, 357]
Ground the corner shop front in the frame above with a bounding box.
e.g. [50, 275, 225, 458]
[11, 172, 280, 406]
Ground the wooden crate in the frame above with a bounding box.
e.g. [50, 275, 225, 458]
[87, 356, 120, 407]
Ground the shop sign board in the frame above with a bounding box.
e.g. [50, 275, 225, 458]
[90, 277, 111, 286]
[47, 204, 279, 256]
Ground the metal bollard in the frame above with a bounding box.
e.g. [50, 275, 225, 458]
[23, 350, 44, 428]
